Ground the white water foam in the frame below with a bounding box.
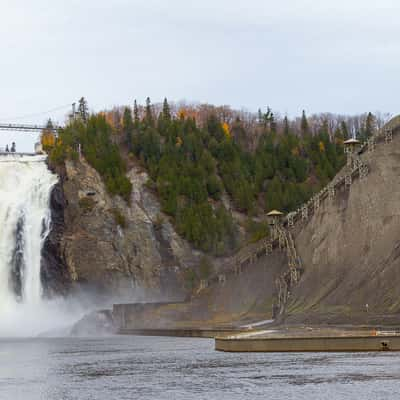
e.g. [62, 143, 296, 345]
[0, 154, 84, 336]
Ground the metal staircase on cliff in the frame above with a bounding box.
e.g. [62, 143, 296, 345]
[273, 224, 302, 311]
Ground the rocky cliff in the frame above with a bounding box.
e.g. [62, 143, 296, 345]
[41, 181, 71, 297]
[50, 157, 198, 302]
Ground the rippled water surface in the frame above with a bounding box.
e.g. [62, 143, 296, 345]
[1, 336, 400, 399]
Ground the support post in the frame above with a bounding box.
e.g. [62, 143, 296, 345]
[359, 164, 368, 180]
[279, 231, 286, 251]
[385, 129, 393, 144]
[287, 213, 294, 228]
[328, 185, 335, 201]
[368, 138, 375, 153]
[301, 205, 308, 221]
[313, 195, 320, 211]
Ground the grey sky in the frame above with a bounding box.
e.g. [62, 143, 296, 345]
[1, 0, 400, 151]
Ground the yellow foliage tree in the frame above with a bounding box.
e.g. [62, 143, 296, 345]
[319, 141, 325, 153]
[41, 130, 56, 151]
[178, 108, 187, 120]
[222, 122, 231, 139]
[176, 136, 183, 147]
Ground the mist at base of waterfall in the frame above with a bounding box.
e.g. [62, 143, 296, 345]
[0, 297, 90, 337]
[0, 155, 91, 338]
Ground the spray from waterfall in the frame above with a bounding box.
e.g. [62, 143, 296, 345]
[0, 154, 84, 336]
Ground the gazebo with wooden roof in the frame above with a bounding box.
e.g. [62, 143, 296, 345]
[267, 210, 284, 227]
[343, 138, 361, 154]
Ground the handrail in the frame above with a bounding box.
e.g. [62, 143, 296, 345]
[0, 123, 62, 132]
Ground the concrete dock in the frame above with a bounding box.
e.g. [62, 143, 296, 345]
[215, 331, 400, 352]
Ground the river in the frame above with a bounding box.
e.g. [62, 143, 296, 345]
[1, 336, 400, 399]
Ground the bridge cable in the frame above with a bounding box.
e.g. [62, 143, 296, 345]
[0, 103, 72, 122]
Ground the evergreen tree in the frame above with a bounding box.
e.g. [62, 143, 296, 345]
[145, 97, 154, 126]
[270, 112, 277, 133]
[258, 107, 273, 129]
[133, 100, 140, 126]
[301, 110, 309, 136]
[46, 118, 54, 129]
[283, 115, 290, 135]
[123, 107, 134, 151]
[340, 121, 349, 139]
[162, 98, 171, 121]
[78, 97, 89, 122]
[364, 112, 375, 139]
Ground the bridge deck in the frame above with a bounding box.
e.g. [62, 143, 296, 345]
[0, 152, 42, 157]
[0, 123, 62, 132]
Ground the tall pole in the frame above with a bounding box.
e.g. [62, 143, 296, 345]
[72, 103, 76, 120]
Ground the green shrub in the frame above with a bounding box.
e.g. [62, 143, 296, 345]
[52, 115, 132, 202]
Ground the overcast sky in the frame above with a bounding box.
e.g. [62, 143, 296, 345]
[1, 0, 400, 151]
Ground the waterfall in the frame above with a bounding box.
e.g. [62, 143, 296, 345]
[0, 154, 58, 332]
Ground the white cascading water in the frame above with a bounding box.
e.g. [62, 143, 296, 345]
[0, 154, 83, 336]
[0, 154, 57, 307]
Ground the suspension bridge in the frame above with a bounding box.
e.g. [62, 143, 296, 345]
[0, 103, 76, 154]
[0, 102, 78, 135]
[0, 123, 62, 133]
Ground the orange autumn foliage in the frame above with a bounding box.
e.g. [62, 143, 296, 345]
[222, 122, 231, 139]
[291, 147, 300, 157]
[41, 130, 56, 149]
[176, 136, 183, 147]
[178, 109, 187, 120]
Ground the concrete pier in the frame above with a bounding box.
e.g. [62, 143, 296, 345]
[215, 334, 400, 352]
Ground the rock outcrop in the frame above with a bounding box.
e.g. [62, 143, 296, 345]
[41, 181, 71, 297]
[57, 157, 196, 302]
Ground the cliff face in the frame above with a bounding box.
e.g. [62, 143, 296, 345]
[41, 181, 71, 297]
[287, 119, 400, 324]
[58, 157, 195, 301]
